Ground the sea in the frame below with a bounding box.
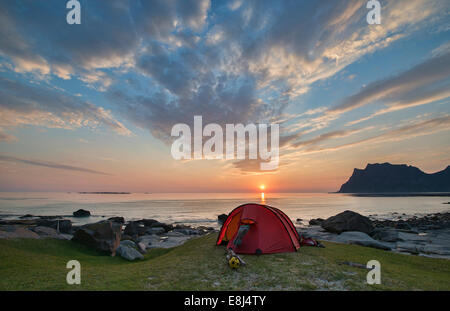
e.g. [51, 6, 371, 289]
[0, 192, 449, 228]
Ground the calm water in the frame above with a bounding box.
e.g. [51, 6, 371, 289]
[0, 192, 449, 228]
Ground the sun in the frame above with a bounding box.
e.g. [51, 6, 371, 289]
[259, 185, 265, 191]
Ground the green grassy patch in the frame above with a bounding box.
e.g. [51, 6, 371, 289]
[0, 234, 449, 290]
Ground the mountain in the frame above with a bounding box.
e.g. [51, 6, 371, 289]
[338, 163, 450, 193]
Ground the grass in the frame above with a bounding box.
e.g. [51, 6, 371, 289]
[0, 233, 449, 290]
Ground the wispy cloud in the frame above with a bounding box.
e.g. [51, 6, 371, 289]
[329, 51, 450, 115]
[0, 155, 111, 175]
[0, 77, 132, 136]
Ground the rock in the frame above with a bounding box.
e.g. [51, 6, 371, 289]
[196, 226, 215, 233]
[19, 214, 34, 219]
[396, 242, 420, 254]
[36, 219, 72, 234]
[124, 221, 147, 237]
[137, 242, 147, 254]
[173, 228, 199, 235]
[296, 218, 303, 223]
[139, 219, 159, 227]
[371, 228, 403, 242]
[116, 243, 144, 261]
[73, 209, 91, 217]
[422, 245, 450, 256]
[119, 240, 137, 249]
[395, 221, 411, 230]
[218, 214, 228, 224]
[335, 231, 392, 250]
[321, 210, 373, 234]
[309, 218, 324, 226]
[167, 231, 186, 237]
[107, 217, 125, 223]
[71, 221, 121, 255]
[59, 234, 74, 240]
[0, 225, 40, 239]
[137, 234, 191, 249]
[31, 226, 62, 239]
[121, 234, 133, 241]
[138, 219, 173, 232]
[146, 227, 166, 235]
[0, 219, 38, 226]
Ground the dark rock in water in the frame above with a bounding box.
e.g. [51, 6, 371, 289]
[19, 214, 34, 219]
[73, 209, 91, 217]
[72, 221, 121, 255]
[309, 218, 325, 226]
[108, 217, 125, 223]
[296, 218, 303, 223]
[321, 210, 373, 234]
[338, 163, 450, 193]
[36, 219, 72, 234]
[218, 214, 228, 224]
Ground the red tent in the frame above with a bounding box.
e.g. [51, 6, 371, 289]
[216, 203, 300, 254]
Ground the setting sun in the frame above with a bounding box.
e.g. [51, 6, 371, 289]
[259, 185, 265, 191]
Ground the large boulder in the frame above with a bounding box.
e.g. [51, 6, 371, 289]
[73, 209, 91, 217]
[335, 231, 392, 250]
[116, 240, 144, 261]
[71, 221, 121, 255]
[0, 225, 40, 239]
[124, 221, 147, 237]
[321, 210, 373, 234]
[31, 226, 62, 239]
[36, 219, 72, 234]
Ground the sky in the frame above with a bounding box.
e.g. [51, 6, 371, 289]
[0, 0, 449, 193]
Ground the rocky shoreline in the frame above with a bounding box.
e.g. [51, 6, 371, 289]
[299, 211, 450, 259]
[0, 209, 217, 261]
[1, 209, 449, 260]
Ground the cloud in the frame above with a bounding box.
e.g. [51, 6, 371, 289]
[0, 154, 111, 175]
[330, 51, 450, 115]
[0, 77, 131, 136]
[299, 115, 450, 155]
[292, 128, 369, 148]
[0, 129, 17, 142]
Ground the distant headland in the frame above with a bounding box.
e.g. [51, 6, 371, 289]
[338, 163, 450, 194]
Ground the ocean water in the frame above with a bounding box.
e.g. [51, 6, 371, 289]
[0, 192, 449, 228]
